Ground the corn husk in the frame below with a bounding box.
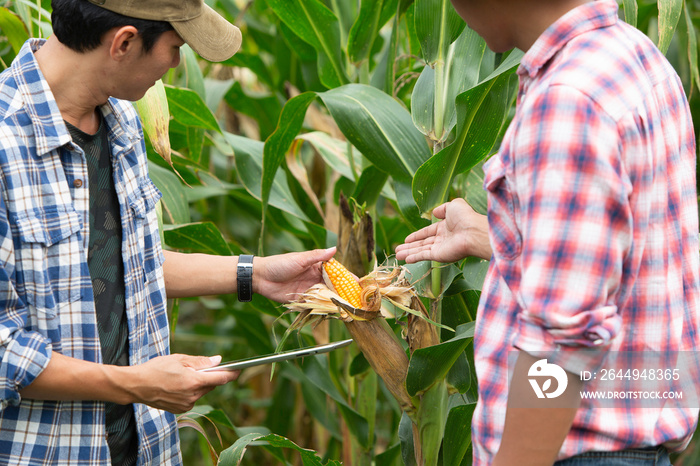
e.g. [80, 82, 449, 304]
[284, 261, 430, 416]
[345, 318, 416, 415]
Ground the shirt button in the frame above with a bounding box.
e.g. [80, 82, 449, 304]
[74, 179, 83, 188]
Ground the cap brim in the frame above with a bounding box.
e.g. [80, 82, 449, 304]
[171, 4, 242, 62]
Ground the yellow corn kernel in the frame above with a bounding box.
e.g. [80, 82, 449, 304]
[324, 259, 363, 308]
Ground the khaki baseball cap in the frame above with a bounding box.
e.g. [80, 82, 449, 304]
[86, 0, 242, 62]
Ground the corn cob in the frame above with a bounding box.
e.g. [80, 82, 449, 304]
[323, 259, 363, 309]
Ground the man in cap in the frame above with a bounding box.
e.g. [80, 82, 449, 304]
[397, 0, 699, 465]
[0, 0, 335, 464]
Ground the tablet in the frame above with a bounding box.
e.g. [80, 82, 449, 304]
[198, 339, 354, 372]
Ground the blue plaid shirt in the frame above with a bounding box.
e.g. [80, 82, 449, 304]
[0, 40, 180, 465]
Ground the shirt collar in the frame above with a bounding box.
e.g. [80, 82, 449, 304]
[12, 39, 72, 156]
[12, 39, 140, 157]
[518, 0, 619, 79]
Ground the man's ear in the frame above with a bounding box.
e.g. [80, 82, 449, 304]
[109, 25, 140, 60]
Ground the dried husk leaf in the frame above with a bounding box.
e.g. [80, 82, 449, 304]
[286, 140, 325, 219]
[135, 79, 171, 164]
[405, 295, 440, 353]
[337, 193, 374, 277]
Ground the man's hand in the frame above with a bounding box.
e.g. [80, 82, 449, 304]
[253, 247, 336, 303]
[123, 354, 238, 413]
[20, 352, 238, 414]
[395, 198, 492, 262]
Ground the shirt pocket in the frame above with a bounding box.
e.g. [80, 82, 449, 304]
[13, 207, 84, 320]
[484, 157, 522, 260]
[127, 177, 162, 276]
[128, 177, 161, 221]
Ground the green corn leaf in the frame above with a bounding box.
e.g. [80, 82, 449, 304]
[279, 20, 318, 62]
[163, 222, 232, 256]
[622, 0, 638, 28]
[320, 84, 432, 183]
[658, 0, 683, 55]
[414, 0, 465, 65]
[299, 377, 343, 438]
[226, 133, 329, 253]
[348, 0, 385, 63]
[148, 162, 190, 225]
[351, 165, 390, 207]
[356, 370, 378, 451]
[165, 85, 221, 133]
[223, 51, 276, 89]
[399, 412, 418, 466]
[412, 69, 518, 215]
[218, 432, 342, 466]
[406, 322, 475, 396]
[179, 44, 206, 100]
[328, 0, 356, 44]
[446, 350, 472, 394]
[412, 26, 487, 142]
[260, 85, 431, 232]
[0, 7, 29, 56]
[375, 444, 402, 466]
[226, 133, 312, 223]
[296, 132, 363, 181]
[347, 0, 399, 64]
[298, 357, 372, 449]
[266, 0, 349, 88]
[683, 3, 700, 92]
[383, 8, 402, 94]
[417, 381, 448, 466]
[394, 180, 430, 230]
[443, 404, 476, 466]
[261, 92, 317, 221]
[224, 81, 283, 140]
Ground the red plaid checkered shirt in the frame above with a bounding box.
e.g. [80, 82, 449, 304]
[472, 1, 700, 463]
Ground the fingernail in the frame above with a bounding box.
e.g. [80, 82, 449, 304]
[209, 355, 222, 365]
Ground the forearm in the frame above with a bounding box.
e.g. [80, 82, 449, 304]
[163, 248, 335, 303]
[163, 250, 238, 298]
[19, 351, 238, 413]
[19, 352, 133, 404]
[493, 351, 582, 466]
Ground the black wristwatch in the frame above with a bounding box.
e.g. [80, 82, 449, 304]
[237, 254, 254, 302]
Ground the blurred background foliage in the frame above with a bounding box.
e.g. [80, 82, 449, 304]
[1, 0, 700, 464]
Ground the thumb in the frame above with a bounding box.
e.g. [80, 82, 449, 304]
[432, 202, 450, 220]
[184, 355, 222, 370]
[307, 246, 336, 264]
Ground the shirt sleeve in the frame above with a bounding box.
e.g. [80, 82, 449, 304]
[510, 84, 629, 373]
[0, 190, 52, 410]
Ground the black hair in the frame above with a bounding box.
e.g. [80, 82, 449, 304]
[51, 0, 174, 53]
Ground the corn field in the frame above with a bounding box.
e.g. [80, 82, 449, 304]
[2, 0, 700, 465]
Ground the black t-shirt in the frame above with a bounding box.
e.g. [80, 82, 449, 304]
[65, 116, 138, 466]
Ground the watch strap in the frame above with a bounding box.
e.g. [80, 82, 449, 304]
[237, 254, 254, 302]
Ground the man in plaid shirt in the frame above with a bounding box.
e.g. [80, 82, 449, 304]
[397, 0, 699, 465]
[0, 0, 336, 464]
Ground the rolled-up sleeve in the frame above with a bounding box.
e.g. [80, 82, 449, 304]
[510, 85, 630, 372]
[0, 192, 52, 409]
